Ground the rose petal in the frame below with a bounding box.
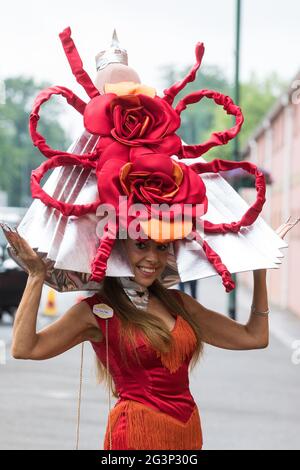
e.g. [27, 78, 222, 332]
[84, 94, 115, 135]
[113, 105, 125, 137]
[139, 95, 181, 139]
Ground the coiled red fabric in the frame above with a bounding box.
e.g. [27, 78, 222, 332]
[28, 26, 266, 291]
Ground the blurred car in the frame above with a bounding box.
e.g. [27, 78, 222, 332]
[0, 260, 27, 321]
[0, 207, 27, 321]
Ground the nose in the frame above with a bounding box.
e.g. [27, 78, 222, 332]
[144, 245, 159, 265]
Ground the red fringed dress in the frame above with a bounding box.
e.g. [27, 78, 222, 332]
[82, 290, 203, 450]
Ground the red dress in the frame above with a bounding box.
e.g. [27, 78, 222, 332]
[82, 290, 203, 450]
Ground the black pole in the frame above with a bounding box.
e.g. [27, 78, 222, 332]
[228, 0, 242, 320]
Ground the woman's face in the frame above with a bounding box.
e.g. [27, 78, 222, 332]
[123, 238, 170, 287]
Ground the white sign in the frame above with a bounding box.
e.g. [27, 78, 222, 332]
[93, 303, 114, 319]
[0, 340, 6, 365]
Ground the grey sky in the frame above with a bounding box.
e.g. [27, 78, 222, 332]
[2, 0, 299, 135]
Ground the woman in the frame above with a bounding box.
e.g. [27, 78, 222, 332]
[2, 219, 297, 450]
[3, 26, 298, 450]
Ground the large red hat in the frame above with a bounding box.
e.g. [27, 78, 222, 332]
[27, 27, 271, 292]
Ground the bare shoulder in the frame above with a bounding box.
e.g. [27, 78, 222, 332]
[70, 299, 103, 342]
[169, 288, 191, 307]
[169, 288, 192, 303]
[169, 288, 205, 315]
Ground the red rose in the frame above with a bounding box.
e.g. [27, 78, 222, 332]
[84, 93, 181, 156]
[119, 153, 207, 220]
[120, 154, 182, 205]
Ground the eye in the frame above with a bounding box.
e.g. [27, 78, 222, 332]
[135, 241, 147, 249]
[157, 243, 169, 251]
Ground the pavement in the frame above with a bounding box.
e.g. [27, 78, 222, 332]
[0, 276, 300, 450]
[190, 275, 300, 450]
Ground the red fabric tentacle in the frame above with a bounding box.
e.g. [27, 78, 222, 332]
[203, 220, 242, 234]
[59, 27, 99, 99]
[90, 223, 118, 282]
[30, 155, 100, 216]
[202, 239, 235, 292]
[29, 86, 98, 161]
[190, 229, 235, 292]
[191, 159, 266, 233]
[176, 90, 244, 158]
[163, 43, 205, 106]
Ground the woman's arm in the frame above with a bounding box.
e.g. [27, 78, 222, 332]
[1, 226, 101, 360]
[12, 272, 45, 358]
[11, 273, 101, 360]
[246, 269, 269, 348]
[177, 216, 300, 350]
[176, 269, 269, 350]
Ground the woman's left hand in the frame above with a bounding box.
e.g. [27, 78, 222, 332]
[275, 216, 300, 240]
[253, 216, 300, 275]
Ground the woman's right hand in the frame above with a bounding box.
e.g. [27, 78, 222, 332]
[0, 224, 46, 278]
[275, 216, 300, 240]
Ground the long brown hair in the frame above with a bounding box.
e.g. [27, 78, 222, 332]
[95, 276, 204, 397]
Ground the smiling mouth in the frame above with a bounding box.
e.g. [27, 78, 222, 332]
[137, 265, 157, 274]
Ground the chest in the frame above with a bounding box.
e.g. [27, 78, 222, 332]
[146, 295, 177, 332]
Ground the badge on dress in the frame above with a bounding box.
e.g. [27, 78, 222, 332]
[92, 303, 114, 319]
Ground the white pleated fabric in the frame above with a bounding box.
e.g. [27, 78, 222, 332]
[7, 130, 287, 292]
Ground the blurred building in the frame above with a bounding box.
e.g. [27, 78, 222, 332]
[240, 71, 300, 318]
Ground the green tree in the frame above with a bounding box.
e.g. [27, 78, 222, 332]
[0, 77, 69, 206]
[160, 65, 286, 162]
[160, 63, 231, 146]
[203, 71, 286, 161]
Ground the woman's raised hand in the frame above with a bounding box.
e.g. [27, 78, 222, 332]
[275, 216, 300, 240]
[0, 223, 46, 277]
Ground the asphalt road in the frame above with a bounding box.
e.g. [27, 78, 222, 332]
[1, 277, 300, 450]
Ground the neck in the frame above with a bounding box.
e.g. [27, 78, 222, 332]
[119, 276, 149, 290]
[118, 276, 150, 310]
